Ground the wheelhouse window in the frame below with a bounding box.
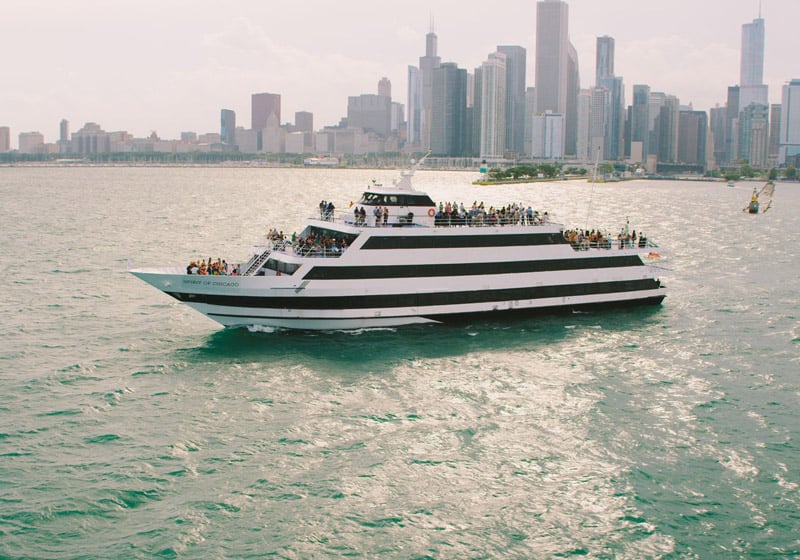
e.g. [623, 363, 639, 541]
[359, 191, 435, 207]
[264, 258, 300, 275]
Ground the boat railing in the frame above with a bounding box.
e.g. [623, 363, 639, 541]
[242, 246, 272, 276]
[567, 237, 659, 252]
[312, 212, 557, 229]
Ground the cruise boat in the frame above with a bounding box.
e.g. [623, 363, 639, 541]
[131, 160, 666, 330]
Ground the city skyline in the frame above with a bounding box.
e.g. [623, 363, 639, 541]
[3, 0, 800, 144]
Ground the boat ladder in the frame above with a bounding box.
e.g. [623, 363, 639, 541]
[243, 248, 271, 276]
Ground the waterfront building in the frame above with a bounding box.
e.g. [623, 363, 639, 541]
[0, 126, 9, 152]
[431, 62, 468, 156]
[71, 122, 111, 154]
[479, 51, 507, 159]
[285, 132, 305, 154]
[19, 131, 45, 154]
[739, 103, 769, 168]
[497, 45, 527, 156]
[779, 79, 800, 165]
[251, 92, 281, 130]
[347, 94, 392, 138]
[531, 111, 564, 159]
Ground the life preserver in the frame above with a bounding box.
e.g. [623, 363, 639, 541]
[428, 208, 435, 217]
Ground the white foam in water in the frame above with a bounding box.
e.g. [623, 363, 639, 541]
[247, 324, 279, 334]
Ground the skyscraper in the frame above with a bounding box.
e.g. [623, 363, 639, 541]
[678, 110, 708, 166]
[741, 17, 765, 87]
[535, 0, 569, 116]
[0, 126, 10, 152]
[595, 36, 614, 83]
[779, 79, 800, 165]
[629, 84, 651, 162]
[565, 42, 580, 156]
[497, 45, 526, 155]
[221, 109, 236, 145]
[407, 66, 422, 146]
[595, 36, 623, 160]
[419, 24, 442, 150]
[479, 51, 507, 159]
[347, 94, 392, 137]
[59, 119, 70, 153]
[738, 103, 769, 168]
[656, 95, 680, 164]
[534, 1, 578, 156]
[431, 62, 467, 156]
[378, 77, 392, 99]
[739, 17, 768, 110]
[251, 92, 281, 130]
[294, 111, 313, 133]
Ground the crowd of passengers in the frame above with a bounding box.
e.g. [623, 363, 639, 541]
[268, 227, 349, 257]
[186, 258, 240, 275]
[435, 201, 550, 227]
[563, 227, 648, 250]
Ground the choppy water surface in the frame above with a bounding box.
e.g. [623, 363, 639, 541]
[1, 167, 798, 558]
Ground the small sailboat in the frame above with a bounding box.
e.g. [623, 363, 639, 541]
[745, 181, 775, 214]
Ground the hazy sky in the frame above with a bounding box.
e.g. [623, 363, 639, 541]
[3, 0, 799, 143]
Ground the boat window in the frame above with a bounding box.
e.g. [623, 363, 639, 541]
[264, 258, 300, 275]
[359, 192, 435, 207]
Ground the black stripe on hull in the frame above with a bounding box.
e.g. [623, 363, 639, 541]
[361, 232, 568, 250]
[205, 295, 666, 324]
[166, 279, 662, 310]
[422, 295, 666, 324]
[303, 255, 643, 280]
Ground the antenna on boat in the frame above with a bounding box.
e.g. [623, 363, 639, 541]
[586, 145, 601, 231]
[394, 152, 431, 191]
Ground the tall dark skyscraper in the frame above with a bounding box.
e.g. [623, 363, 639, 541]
[630, 84, 651, 161]
[595, 36, 614, 83]
[595, 36, 623, 160]
[220, 109, 236, 145]
[497, 45, 526, 155]
[419, 24, 442, 150]
[430, 62, 467, 156]
[251, 92, 281, 130]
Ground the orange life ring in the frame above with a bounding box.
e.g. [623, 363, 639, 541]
[428, 208, 435, 217]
